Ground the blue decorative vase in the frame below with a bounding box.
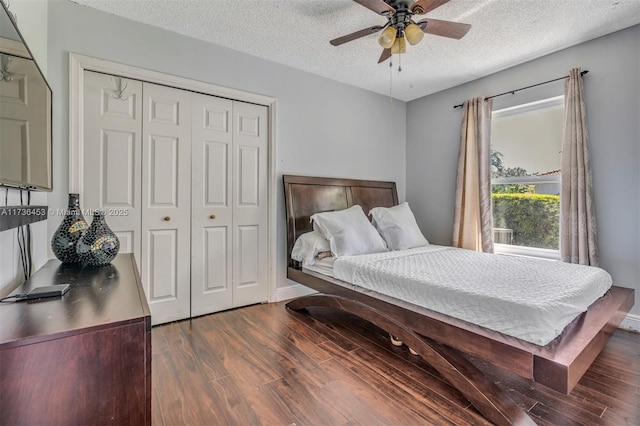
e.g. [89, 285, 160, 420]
[76, 211, 120, 266]
[51, 193, 89, 263]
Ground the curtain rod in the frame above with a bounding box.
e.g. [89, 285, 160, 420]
[453, 70, 589, 109]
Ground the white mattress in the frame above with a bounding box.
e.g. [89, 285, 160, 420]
[333, 245, 612, 346]
[302, 257, 335, 277]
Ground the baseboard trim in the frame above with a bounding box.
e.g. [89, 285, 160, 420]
[275, 283, 316, 302]
[620, 313, 640, 333]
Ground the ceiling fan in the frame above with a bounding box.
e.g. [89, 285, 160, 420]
[330, 0, 471, 63]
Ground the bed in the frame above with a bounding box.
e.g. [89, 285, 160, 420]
[283, 174, 634, 426]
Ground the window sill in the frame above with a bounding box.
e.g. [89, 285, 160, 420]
[493, 243, 560, 261]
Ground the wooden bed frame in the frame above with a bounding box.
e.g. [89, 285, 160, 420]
[283, 174, 634, 425]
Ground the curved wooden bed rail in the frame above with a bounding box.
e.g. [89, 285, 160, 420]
[287, 294, 537, 426]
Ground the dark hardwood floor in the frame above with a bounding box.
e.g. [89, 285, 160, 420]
[151, 302, 639, 426]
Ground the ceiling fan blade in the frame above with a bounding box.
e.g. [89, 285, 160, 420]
[353, 0, 396, 16]
[417, 18, 471, 39]
[330, 25, 384, 46]
[411, 0, 450, 15]
[378, 48, 391, 63]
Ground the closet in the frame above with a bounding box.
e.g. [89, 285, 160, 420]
[81, 71, 268, 325]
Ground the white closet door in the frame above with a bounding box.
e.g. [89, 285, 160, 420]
[141, 82, 192, 325]
[82, 71, 142, 261]
[81, 71, 270, 322]
[190, 94, 233, 316]
[232, 102, 268, 307]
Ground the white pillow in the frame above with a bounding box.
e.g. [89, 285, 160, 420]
[311, 205, 388, 258]
[291, 231, 331, 266]
[369, 202, 429, 250]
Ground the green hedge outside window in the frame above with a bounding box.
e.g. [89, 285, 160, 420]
[492, 193, 560, 250]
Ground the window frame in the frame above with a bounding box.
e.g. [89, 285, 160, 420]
[491, 95, 564, 260]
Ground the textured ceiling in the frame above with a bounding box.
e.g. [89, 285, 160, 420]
[71, 0, 640, 101]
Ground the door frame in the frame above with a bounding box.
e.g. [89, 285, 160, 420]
[69, 52, 278, 303]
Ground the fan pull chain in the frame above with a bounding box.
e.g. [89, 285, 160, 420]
[389, 57, 394, 110]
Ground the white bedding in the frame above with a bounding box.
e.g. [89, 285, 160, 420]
[333, 245, 612, 345]
[302, 256, 336, 277]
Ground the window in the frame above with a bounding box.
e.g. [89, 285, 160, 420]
[491, 96, 563, 259]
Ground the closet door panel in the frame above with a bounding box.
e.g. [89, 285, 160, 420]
[238, 146, 260, 206]
[147, 229, 178, 299]
[232, 102, 268, 307]
[205, 141, 228, 205]
[142, 83, 191, 325]
[101, 130, 136, 206]
[148, 135, 179, 206]
[115, 231, 135, 255]
[82, 71, 142, 264]
[191, 94, 233, 317]
[237, 225, 259, 287]
[203, 227, 227, 289]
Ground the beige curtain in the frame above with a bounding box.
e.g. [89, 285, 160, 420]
[561, 68, 599, 266]
[453, 97, 494, 253]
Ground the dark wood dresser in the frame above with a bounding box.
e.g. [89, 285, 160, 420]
[0, 254, 151, 425]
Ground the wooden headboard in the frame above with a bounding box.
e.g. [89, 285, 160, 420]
[283, 175, 398, 266]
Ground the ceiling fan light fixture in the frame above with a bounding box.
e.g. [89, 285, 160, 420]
[330, 0, 471, 64]
[391, 36, 406, 54]
[378, 26, 397, 49]
[404, 23, 424, 45]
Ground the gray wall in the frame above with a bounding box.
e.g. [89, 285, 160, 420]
[46, 0, 406, 292]
[406, 25, 640, 316]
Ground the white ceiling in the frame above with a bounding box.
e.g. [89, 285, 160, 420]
[71, 0, 640, 102]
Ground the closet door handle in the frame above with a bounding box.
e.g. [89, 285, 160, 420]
[209, 214, 216, 220]
[163, 216, 171, 221]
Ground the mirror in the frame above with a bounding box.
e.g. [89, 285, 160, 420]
[0, 1, 52, 191]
